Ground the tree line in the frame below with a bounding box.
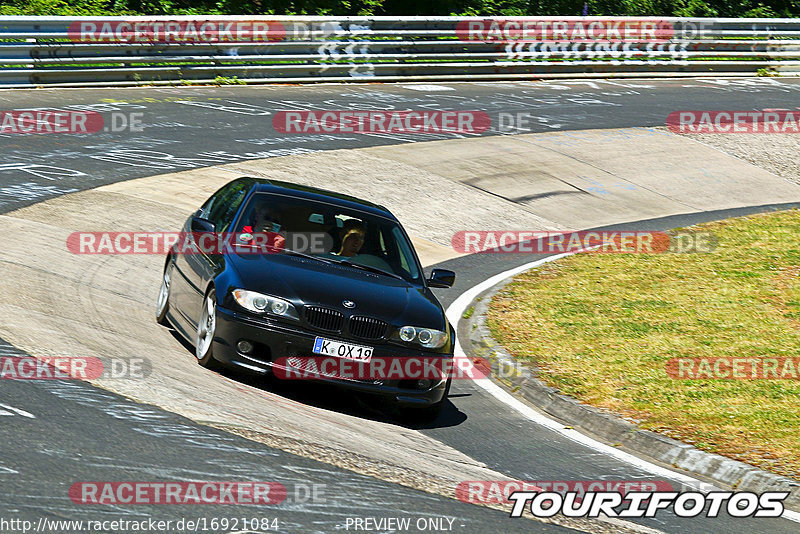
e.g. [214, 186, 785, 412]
[1, 0, 796, 18]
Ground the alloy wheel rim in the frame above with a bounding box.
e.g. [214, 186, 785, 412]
[196, 295, 215, 359]
[156, 270, 170, 316]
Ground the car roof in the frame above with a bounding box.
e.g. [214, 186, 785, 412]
[238, 177, 396, 220]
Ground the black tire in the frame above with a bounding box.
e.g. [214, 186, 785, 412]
[406, 377, 451, 423]
[155, 262, 172, 326]
[196, 288, 221, 370]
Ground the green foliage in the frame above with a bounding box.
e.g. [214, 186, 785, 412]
[742, 4, 779, 16]
[0, 0, 134, 15]
[211, 0, 387, 15]
[0, 0, 799, 17]
[673, 0, 719, 16]
[213, 75, 246, 84]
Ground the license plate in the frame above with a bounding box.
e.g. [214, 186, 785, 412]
[312, 337, 373, 362]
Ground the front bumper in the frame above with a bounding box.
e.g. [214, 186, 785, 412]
[213, 306, 451, 407]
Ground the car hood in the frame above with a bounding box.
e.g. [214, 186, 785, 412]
[226, 253, 446, 328]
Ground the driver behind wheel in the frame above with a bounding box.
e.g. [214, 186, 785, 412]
[241, 203, 286, 253]
[335, 219, 393, 273]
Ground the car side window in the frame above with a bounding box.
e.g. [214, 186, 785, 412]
[206, 182, 249, 232]
[390, 227, 419, 279]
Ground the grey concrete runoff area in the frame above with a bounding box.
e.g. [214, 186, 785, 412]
[1, 79, 800, 534]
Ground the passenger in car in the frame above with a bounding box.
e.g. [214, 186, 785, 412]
[336, 219, 366, 257]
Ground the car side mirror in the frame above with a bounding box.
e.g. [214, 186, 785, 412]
[427, 268, 455, 288]
[191, 216, 216, 233]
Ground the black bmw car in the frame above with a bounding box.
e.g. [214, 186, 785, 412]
[156, 177, 456, 419]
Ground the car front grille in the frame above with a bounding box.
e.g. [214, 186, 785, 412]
[349, 315, 388, 340]
[305, 306, 344, 332]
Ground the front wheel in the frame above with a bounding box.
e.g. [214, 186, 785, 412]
[155, 263, 172, 326]
[196, 289, 220, 370]
[406, 377, 451, 423]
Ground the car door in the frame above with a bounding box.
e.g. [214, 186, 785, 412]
[173, 180, 250, 327]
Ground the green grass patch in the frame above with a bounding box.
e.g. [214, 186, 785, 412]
[213, 75, 246, 85]
[487, 209, 800, 479]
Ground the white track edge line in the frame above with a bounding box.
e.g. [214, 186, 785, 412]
[444, 252, 800, 523]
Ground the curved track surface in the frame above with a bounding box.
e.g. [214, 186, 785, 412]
[2, 79, 800, 534]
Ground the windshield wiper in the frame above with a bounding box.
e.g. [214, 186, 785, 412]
[282, 249, 404, 281]
[335, 259, 405, 281]
[282, 248, 337, 265]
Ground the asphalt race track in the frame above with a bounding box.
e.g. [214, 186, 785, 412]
[2, 78, 800, 534]
[1, 341, 570, 534]
[4, 77, 800, 212]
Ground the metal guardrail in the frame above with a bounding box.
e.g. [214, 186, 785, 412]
[1, 16, 800, 87]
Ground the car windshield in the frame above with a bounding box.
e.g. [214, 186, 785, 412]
[235, 192, 422, 283]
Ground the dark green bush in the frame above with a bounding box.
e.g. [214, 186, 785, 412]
[0, 0, 795, 17]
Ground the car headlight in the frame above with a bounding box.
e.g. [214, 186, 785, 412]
[396, 326, 448, 349]
[399, 326, 416, 342]
[232, 289, 299, 320]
